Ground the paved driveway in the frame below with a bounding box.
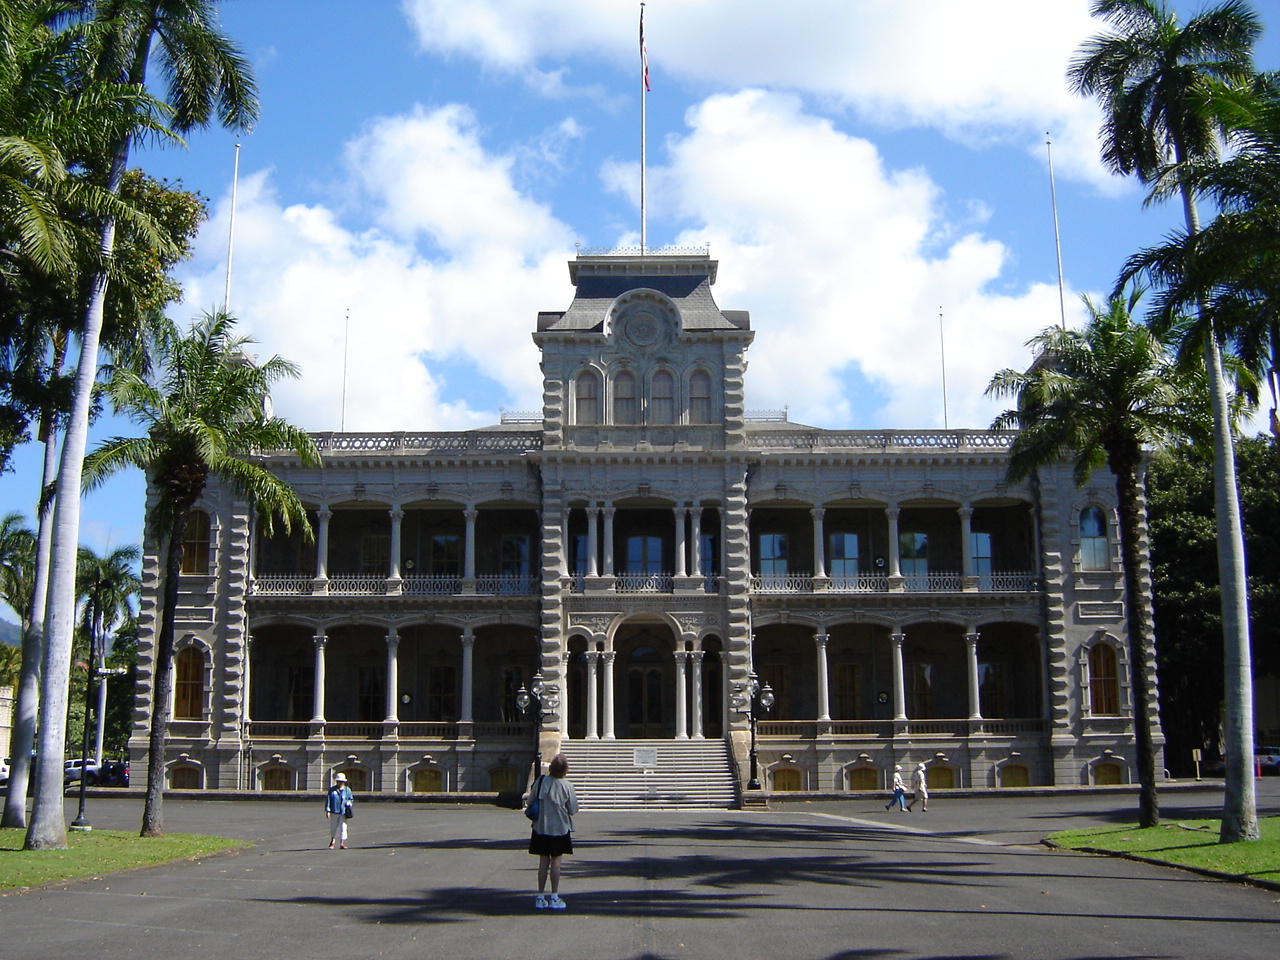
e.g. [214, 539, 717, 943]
[0, 782, 1276, 960]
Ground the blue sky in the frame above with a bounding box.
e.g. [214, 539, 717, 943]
[2, 0, 1278, 607]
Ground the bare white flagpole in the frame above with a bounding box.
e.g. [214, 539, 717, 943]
[1046, 133, 1067, 329]
[640, 3, 648, 254]
[340, 308, 350, 431]
[939, 306, 950, 430]
[223, 142, 241, 314]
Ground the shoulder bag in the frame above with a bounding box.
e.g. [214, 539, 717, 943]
[524, 776, 544, 822]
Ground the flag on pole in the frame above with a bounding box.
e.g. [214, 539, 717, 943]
[640, 5, 651, 92]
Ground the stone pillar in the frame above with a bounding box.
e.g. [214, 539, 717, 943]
[311, 630, 328, 723]
[811, 507, 826, 579]
[243, 633, 254, 725]
[966, 629, 983, 720]
[384, 628, 400, 723]
[601, 650, 617, 740]
[890, 630, 907, 721]
[675, 506, 688, 578]
[585, 651, 600, 740]
[690, 650, 706, 739]
[460, 628, 475, 723]
[886, 507, 901, 578]
[602, 505, 616, 576]
[389, 508, 404, 581]
[674, 650, 689, 739]
[315, 508, 331, 579]
[814, 632, 831, 721]
[587, 506, 600, 577]
[960, 505, 975, 585]
[463, 507, 478, 581]
[690, 507, 704, 581]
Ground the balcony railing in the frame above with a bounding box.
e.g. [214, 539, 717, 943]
[251, 575, 312, 596]
[828, 574, 890, 593]
[243, 721, 534, 740]
[979, 572, 1039, 593]
[751, 428, 1016, 452]
[903, 572, 962, 593]
[403, 575, 461, 596]
[327, 575, 389, 596]
[475, 575, 539, 595]
[615, 572, 674, 593]
[756, 718, 1049, 739]
[751, 574, 813, 594]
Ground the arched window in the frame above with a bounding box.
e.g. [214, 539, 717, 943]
[174, 646, 204, 720]
[181, 509, 211, 575]
[1080, 506, 1109, 570]
[773, 767, 803, 791]
[847, 766, 878, 791]
[170, 766, 201, 789]
[575, 371, 599, 425]
[412, 768, 443, 792]
[262, 767, 293, 791]
[1093, 761, 1123, 785]
[650, 371, 674, 424]
[489, 768, 519, 792]
[689, 370, 713, 423]
[614, 371, 637, 424]
[999, 764, 1030, 788]
[1088, 643, 1120, 715]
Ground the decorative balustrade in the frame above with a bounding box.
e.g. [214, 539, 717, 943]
[827, 574, 889, 593]
[903, 572, 962, 593]
[327, 575, 389, 596]
[251, 575, 312, 596]
[615, 572, 675, 593]
[751, 574, 813, 594]
[753, 429, 1015, 452]
[246, 722, 311, 739]
[978, 572, 1039, 593]
[474, 722, 535, 737]
[402, 575, 461, 596]
[475, 575, 539, 596]
[395, 722, 459, 739]
[323, 722, 386, 739]
[256, 430, 543, 458]
[755, 718, 1048, 739]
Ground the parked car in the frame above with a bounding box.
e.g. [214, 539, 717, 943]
[63, 759, 100, 784]
[1256, 746, 1280, 774]
[95, 760, 130, 787]
[0, 757, 9, 785]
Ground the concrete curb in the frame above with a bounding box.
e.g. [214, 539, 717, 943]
[1040, 838, 1280, 893]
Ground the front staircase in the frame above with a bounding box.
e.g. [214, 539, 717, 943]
[557, 739, 738, 810]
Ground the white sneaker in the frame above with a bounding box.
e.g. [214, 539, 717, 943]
[534, 895, 548, 909]
[548, 894, 566, 910]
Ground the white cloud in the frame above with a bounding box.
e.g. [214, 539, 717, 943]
[401, 0, 1112, 185]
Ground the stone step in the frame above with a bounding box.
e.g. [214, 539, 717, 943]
[558, 739, 738, 809]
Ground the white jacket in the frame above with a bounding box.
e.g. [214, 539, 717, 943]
[530, 775, 578, 836]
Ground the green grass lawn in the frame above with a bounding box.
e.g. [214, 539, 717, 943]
[1049, 816, 1280, 884]
[0, 828, 247, 891]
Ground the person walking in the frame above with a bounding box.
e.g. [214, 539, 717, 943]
[326, 772, 354, 849]
[885, 764, 908, 812]
[906, 761, 929, 812]
[528, 753, 579, 910]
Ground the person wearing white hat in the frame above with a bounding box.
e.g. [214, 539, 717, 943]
[885, 765, 908, 812]
[325, 772, 354, 848]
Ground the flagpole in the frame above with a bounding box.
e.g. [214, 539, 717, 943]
[1046, 133, 1067, 329]
[939, 306, 950, 430]
[223, 141, 241, 313]
[640, 3, 647, 254]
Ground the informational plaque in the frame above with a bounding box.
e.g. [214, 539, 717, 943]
[633, 747, 658, 768]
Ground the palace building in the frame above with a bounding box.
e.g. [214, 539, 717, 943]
[130, 249, 1160, 804]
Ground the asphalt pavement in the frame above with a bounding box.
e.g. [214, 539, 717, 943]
[0, 780, 1276, 960]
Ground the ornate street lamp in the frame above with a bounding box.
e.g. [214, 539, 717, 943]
[515, 670, 560, 783]
[733, 671, 774, 790]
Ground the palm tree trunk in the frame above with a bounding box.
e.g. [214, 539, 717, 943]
[140, 510, 190, 838]
[0, 417, 58, 829]
[1111, 453, 1159, 828]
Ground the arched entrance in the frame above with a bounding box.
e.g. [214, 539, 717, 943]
[616, 623, 676, 739]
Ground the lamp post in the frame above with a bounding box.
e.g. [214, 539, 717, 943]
[515, 670, 560, 783]
[732, 671, 774, 790]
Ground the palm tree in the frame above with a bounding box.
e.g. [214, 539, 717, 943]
[75, 543, 139, 765]
[988, 290, 1210, 828]
[0, 511, 34, 616]
[27, 0, 257, 851]
[1069, 0, 1263, 843]
[84, 311, 317, 837]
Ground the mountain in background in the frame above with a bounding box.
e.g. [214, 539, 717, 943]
[1, 619, 21, 646]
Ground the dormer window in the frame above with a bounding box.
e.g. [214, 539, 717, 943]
[575, 371, 600, 425]
[689, 370, 713, 423]
[614, 371, 637, 424]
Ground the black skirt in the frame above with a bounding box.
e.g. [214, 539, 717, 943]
[529, 830, 573, 856]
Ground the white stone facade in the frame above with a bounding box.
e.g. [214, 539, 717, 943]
[130, 251, 1161, 798]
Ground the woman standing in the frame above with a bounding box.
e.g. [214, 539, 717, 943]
[325, 772, 353, 849]
[528, 753, 579, 910]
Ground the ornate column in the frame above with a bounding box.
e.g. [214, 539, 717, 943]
[674, 506, 688, 578]
[315, 508, 331, 580]
[463, 507, 478, 581]
[389, 508, 404, 581]
[311, 630, 328, 723]
[460, 628, 475, 724]
[585, 651, 600, 740]
[690, 507, 704, 581]
[384, 628, 400, 723]
[811, 507, 827, 579]
[886, 506, 902, 578]
[674, 650, 690, 739]
[243, 633, 254, 725]
[814, 632, 831, 721]
[966, 629, 983, 720]
[960, 504, 975, 588]
[690, 650, 706, 739]
[587, 506, 600, 577]
[890, 630, 907, 721]
[602, 504, 616, 576]
[601, 650, 617, 739]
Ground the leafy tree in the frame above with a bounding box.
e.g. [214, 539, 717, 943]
[988, 290, 1210, 828]
[75, 543, 139, 763]
[1069, 0, 1263, 843]
[85, 311, 317, 837]
[27, 0, 256, 851]
[1148, 436, 1280, 771]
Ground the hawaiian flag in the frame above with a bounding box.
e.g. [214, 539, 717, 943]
[640, 5, 650, 92]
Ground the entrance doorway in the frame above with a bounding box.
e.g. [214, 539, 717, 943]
[626, 645, 664, 737]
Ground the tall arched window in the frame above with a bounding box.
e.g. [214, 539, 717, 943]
[575, 371, 599, 425]
[181, 509, 211, 575]
[614, 371, 637, 424]
[174, 646, 204, 720]
[650, 371, 674, 424]
[1080, 506, 1109, 570]
[1088, 643, 1120, 716]
[689, 370, 713, 423]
